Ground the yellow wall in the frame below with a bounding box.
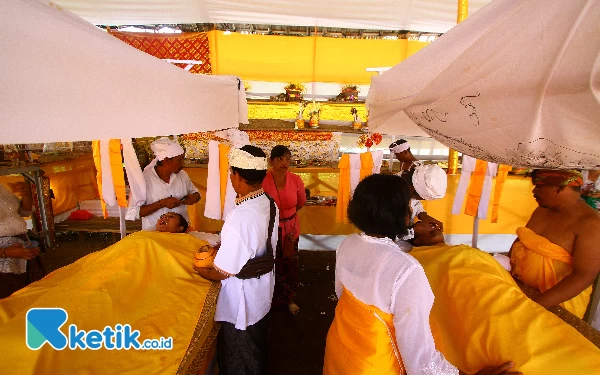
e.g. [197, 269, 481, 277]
[3, 160, 535, 236]
[208, 30, 429, 83]
[184, 168, 537, 236]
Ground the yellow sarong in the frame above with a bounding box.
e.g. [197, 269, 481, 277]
[0, 231, 220, 375]
[323, 288, 405, 375]
[510, 226, 592, 318]
[411, 244, 600, 375]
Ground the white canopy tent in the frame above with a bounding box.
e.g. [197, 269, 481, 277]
[52, 0, 491, 33]
[367, 0, 600, 169]
[0, 0, 248, 145]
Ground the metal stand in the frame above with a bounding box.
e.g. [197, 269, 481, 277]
[0, 164, 53, 248]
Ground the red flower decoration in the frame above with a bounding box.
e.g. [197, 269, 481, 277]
[365, 139, 374, 148]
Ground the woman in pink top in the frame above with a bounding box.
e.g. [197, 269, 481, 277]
[263, 145, 306, 315]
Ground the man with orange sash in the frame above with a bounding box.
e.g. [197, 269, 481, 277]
[510, 169, 600, 318]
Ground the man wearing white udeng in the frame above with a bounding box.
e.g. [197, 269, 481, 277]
[128, 137, 200, 230]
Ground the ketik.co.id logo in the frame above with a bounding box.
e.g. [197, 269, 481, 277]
[26, 308, 172, 350]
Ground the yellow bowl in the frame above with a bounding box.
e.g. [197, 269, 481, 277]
[194, 245, 217, 268]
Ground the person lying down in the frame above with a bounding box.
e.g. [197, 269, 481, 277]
[325, 174, 600, 375]
[0, 220, 220, 374]
[405, 224, 600, 373]
[154, 211, 189, 233]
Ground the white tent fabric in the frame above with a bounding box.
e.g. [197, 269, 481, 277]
[367, 0, 600, 169]
[0, 0, 248, 145]
[53, 0, 491, 33]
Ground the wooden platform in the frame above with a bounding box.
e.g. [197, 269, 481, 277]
[54, 217, 142, 233]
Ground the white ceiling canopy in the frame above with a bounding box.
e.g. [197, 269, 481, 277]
[53, 0, 492, 33]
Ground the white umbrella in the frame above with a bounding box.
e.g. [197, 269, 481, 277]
[367, 0, 600, 169]
[0, 0, 247, 145]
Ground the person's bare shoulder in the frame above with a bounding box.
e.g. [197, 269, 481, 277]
[572, 204, 600, 269]
[576, 204, 600, 238]
[526, 206, 548, 229]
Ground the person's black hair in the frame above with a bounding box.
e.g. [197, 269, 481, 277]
[388, 139, 409, 150]
[231, 145, 268, 186]
[347, 174, 411, 240]
[175, 213, 189, 232]
[270, 145, 292, 160]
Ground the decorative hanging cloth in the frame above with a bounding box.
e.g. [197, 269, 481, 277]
[491, 165, 512, 223]
[204, 142, 236, 220]
[452, 155, 498, 219]
[336, 151, 378, 224]
[204, 140, 222, 220]
[371, 150, 384, 174]
[122, 138, 146, 221]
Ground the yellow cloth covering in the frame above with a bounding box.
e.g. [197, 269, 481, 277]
[0, 231, 220, 375]
[510, 226, 592, 318]
[324, 288, 405, 375]
[411, 244, 600, 375]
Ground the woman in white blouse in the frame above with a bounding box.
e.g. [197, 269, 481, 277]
[323, 174, 521, 375]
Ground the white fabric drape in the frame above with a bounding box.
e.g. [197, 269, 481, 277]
[122, 138, 146, 215]
[451, 156, 498, 219]
[204, 141, 223, 220]
[451, 156, 475, 216]
[371, 150, 384, 175]
[478, 163, 498, 219]
[223, 174, 236, 219]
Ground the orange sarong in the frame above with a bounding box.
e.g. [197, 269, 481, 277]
[323, 288, 405, 375]
[510, 226, 592, 318]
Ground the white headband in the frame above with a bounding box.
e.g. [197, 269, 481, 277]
[412, 163, 447, 200]
[150, 137, 184, 161]
[390, 142, 410, 154]
[228, 148, 268, 170]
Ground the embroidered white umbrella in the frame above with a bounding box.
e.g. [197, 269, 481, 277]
[367, 0, 600, 169]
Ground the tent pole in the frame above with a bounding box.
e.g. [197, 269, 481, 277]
[447, 0, 469, 176]
[389, 135, 395, 172]
[472, 216, 479, 248]
[119, 206, 127, 240]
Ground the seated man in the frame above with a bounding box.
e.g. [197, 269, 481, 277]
[509, 169, 600, 318]
[390, 139, 445, 236]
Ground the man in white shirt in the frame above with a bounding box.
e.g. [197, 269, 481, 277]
[390, 139, 446, 239]
[194, 145, 278, 375]
[127, 137, 200, 230]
